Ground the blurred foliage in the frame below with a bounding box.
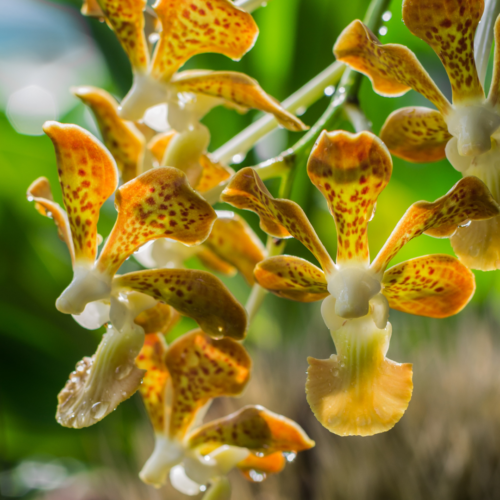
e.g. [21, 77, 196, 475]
[2, 1, 500, 498]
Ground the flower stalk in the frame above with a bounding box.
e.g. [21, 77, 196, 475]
[475, 0, 500, 86]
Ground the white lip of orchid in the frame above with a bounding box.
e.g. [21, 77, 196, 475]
[72, 300, 111, 330]
[109, 291, 158, 335]
[119, 73, 171, 122]
[446, 101, 500, 157]
[56, 265, 112, 315]
[134, 238, 199, 269]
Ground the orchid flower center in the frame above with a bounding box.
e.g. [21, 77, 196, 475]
[446, 102, 500, 157]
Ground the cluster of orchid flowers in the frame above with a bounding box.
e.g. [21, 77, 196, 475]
[26, 0, 500, 497]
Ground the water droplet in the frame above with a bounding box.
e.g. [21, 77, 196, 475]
[284, 452, 297, 463]
[255, 452, 264, 458]
[459, 219, 472, 228]
[199, 485, 207, 492]
[115, 364, 133, 380]
[231, 153, 245, 164]
[382, 11, 392, 22]
[249, 470, 265, 482]
[338, 87, 346, 94]
[324, 85, 335, 97]
[27, 195, 34, 202]
[149, 32, 160, 44]
[379, 26, 388, 36]
[91, 401, 110, 420]
[70, 375, 80, 384]
[369, 202, 377, 222]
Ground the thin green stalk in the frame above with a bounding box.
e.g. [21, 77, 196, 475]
[245, 0, 392, 322]
[475, 0, 500, 86]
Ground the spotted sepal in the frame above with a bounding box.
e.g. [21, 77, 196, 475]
[165, 330, 251, 440]
[308, 131, 392, 266]
[221, 167, 335, 273]
[371, 177, 500, 274]
[148, 131, 177, 164]
[203, 212, 266, 285]
[95, 0, 149, 72]
[173, 71, 308, 132]
[136, 333, 170, 433]
[134, 302, 181, 334]
[96, 167, 217, 277]
[334, 20, 451, 115]
[72, 86, 145, 183]
[382, 254, 475, 318]
[380, 107, 452, 163]
[403, 0, 484, 104]
[27, 177, 75, 264]
[82, 0, 104, 16]
[196, 155, 234, 193]
[114, 269, 248, 339]
[151, 0, 259, 82]
[254, 256, 328, 302]
[306, 317, 413, 436]
[43, 122, 118, 265]
[187, 405, 315, 455]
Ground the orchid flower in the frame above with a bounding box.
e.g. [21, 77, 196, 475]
[80, 0, 307, 188]
[135, 330, 314, 498]
[334, 0, 500, 270]
[221, 130, 500, 436]
[73, 86, 267, 284]
[27, 122, 248, 428]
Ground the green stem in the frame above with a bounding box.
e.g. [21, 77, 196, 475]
[474, 0, 500, 86]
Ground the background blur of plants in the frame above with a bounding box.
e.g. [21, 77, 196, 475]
[2, 0, 500, 498]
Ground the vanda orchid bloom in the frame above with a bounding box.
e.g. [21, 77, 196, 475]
[73, 86, 267, 284]
[27, 122, 248, 428]
[135, 330, 314, 498]
[80, 0, 307, 188]
[221, 130, 500, 436]
[334, 0, 500, 271]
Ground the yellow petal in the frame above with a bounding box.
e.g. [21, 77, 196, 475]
[254, 255, 328, 302]
[150, 0, 258, 82]
[81, 0, 104, 17]
[306, 317, 413, 436]
[165, 330, 251, 440]
[382, 254, 475, 318]
[238, 452, 286, 482]
[221, 167, 335, 273]
[72, 86, 145, 183]
[93, 0, 149, 72]
[196, 155, 234, 193]
[203, 212, 266, 285]
[27, 177, 75, 264]
[371, 176, 500, 274]
[173, 71, 308, 132]
[57, 325, 145, 428]
[134, 302, 181, 334]
[96, 167, 217, 277]
[115, 269, 248, 339]
[148, 130, 177, 164]
[43, 122, 118, 265]
[308, 130, 392, 266]
[403, 0, 484, 104]
[451, 215, 500, 270]
[136, 333, 170, 432]
[334, 20, 451, 115]
[187, 405, 315, 454]
[380, 107, 452, 163]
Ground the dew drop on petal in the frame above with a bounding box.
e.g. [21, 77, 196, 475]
[91, 401, 110, 420]
[324, 85, 335, 97]
[115, 364, 133, 380]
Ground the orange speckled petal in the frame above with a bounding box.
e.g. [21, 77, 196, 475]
[196, 155, 234, 193]
[27, 177, 75, 264]
[203, 212, 266, 285]
[488, 15, 500, 106]
[115, 269, 247, 339]
[72, 86, 145, 183]
[306, 317, 413, 436]
[43, 122, 118, 265]
[148, 131, 177, 164]
[197, 248, 237, 276]
[150, 0, 258, 82]
[82, 0, 104, 16]
[382, 254, 475, 318]
[221, 168, 335, 274]
[254, 256, 328, 302]
[403, 0, 484, 104]
[187, 405, 315, 454]
[380, 107, 452, 163]
[136, 333, 170, 432]
[308, 131, 392, 266]
[97, 167, 217, 277]
[165, 330, 251, 440]
[134, 302, 181, 334]
[173, 72, 308, 132]
[238, 452, 286, 482]
[95, 0, 149, 72]
[334, 20, 451, 115]
[371, 177, 500, 274]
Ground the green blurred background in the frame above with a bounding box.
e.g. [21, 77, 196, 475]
[2, 0, 500, 498]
